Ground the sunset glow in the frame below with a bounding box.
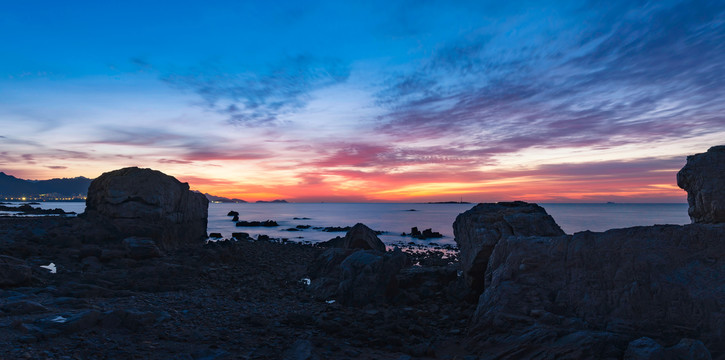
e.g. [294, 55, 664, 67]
[2, 1, 724, 202]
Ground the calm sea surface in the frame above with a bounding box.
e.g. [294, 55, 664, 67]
[17, 202, 690, 247]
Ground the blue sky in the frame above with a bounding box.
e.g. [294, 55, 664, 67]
[1, 0, 724, 202]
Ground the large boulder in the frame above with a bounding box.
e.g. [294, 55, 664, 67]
[0, 255, 32, 287]
[319, 223, 386, 252]
[308, 247, 408, 306]
[469, 224, 724, 358]
[677, 145, 725, 224]
[453, 201, 564, 293]
[83, 167, 209, 250]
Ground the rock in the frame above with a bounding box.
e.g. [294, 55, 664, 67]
[453, 201, 564, 293]
[123, 237, 161, 260]
[677, 145, 725, 223]
[668, 339, 712, 360]
[100, 309, 170, 331]
[406, 227, 443, 239]
[79, 244, 102, 259]
[83, 167, 209, 250]
[624, 337, 665, 360]
[231, 232, 251, 240]
[0, 300, 48, 315]
[282, 339, 317, 360]
[208, 232, 223, 238]
[235, 220, 278, 227]
[0, 255, 32, 287]
[309, 247, 408, 306]
[232, 214, 239, 222]
[227, 211, 239, 217]
[333, 223, 387, 252]
[470, 224, 725, 357]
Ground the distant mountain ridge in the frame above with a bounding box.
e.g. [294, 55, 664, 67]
[199, 192, 247, 203]
[0, 172, 92, 198]
[0, 172, 248, 203]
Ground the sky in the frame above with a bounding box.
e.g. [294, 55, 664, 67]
[1, 0, 724, 202]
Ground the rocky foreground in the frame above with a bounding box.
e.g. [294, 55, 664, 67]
[1, 146, 725, 359]
[0, 217, 473, 359]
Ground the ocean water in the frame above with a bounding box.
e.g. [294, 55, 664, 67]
[6, 202, 690, 247]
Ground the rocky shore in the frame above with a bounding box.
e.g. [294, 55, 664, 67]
[1, 147, 724, 359]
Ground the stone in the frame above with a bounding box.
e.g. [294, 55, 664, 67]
[668, 339, 712, 360]
[453, 201, 564, 293]
[0, 255, 32, 288]
[469, 224, 725, 357]
[0, 300, 48, 315]
[309, 247, 408, 306]
[677, 145, 725, 223]
[624, 337, 665, 360]
[123, 237, 161, 260]
[282, 339, 317, 360]
[83, 167, 209, 250]
[319, 223, 386, 252]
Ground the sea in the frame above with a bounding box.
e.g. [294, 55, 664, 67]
[3, 202, 691, 248]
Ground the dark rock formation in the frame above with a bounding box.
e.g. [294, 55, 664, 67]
[0, 204, 71, 215]
[468, 224, 724, 357]
[122, 237, 161, 260]
[623, 337, 711, 359]
[309, 247, 408, 306]
[453, 201, 564, 293]
[227, 211, 239, 217]
[405, 227, 443, 239]
[235, 220, 278, 227]
[0, 255, 32, 287]
[338, 223, 386, 252]
[83, 167, 208, 250]
[231, 232, 251, 240]
[677, 145, 725, 224]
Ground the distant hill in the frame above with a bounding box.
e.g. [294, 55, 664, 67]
[0, 172, 92, 199]
[0, 172, 243, 203]
[202, 192, 247, 203]
[256, 199, 288, 203]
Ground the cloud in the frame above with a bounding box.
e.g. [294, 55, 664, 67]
[46, 165, 67, 169]
[163, 55, 350, 125]
[375, 0, 725, 153]
[93, 127, 271, 162]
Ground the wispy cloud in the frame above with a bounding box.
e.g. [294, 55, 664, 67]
[375, 0, 725, 153]
[162, 55, 350, 125]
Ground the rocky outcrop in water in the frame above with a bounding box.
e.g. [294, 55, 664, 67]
[83, 167, 208, 250]
[453, 201, 564, 294]
[677, 145, 725, 224]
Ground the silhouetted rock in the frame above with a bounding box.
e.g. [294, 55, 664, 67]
[309, 247, 408, 306]
[624, 337, 712, 360]
[83, 167, 209, 250]
[235, 220, 278, 227]
[469, 224, 725, 357]
[0, 255, 32, 287]
[227, 211, 239, 217]
[231, 232, 251, 240]
[208, 232, 223, 238]
[453, 201, 564, 293]
[677, 145, 725, 223]
[405, 227, 443, 239]
[343, 223, 386, 252]
[122, 237, 161, 260]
